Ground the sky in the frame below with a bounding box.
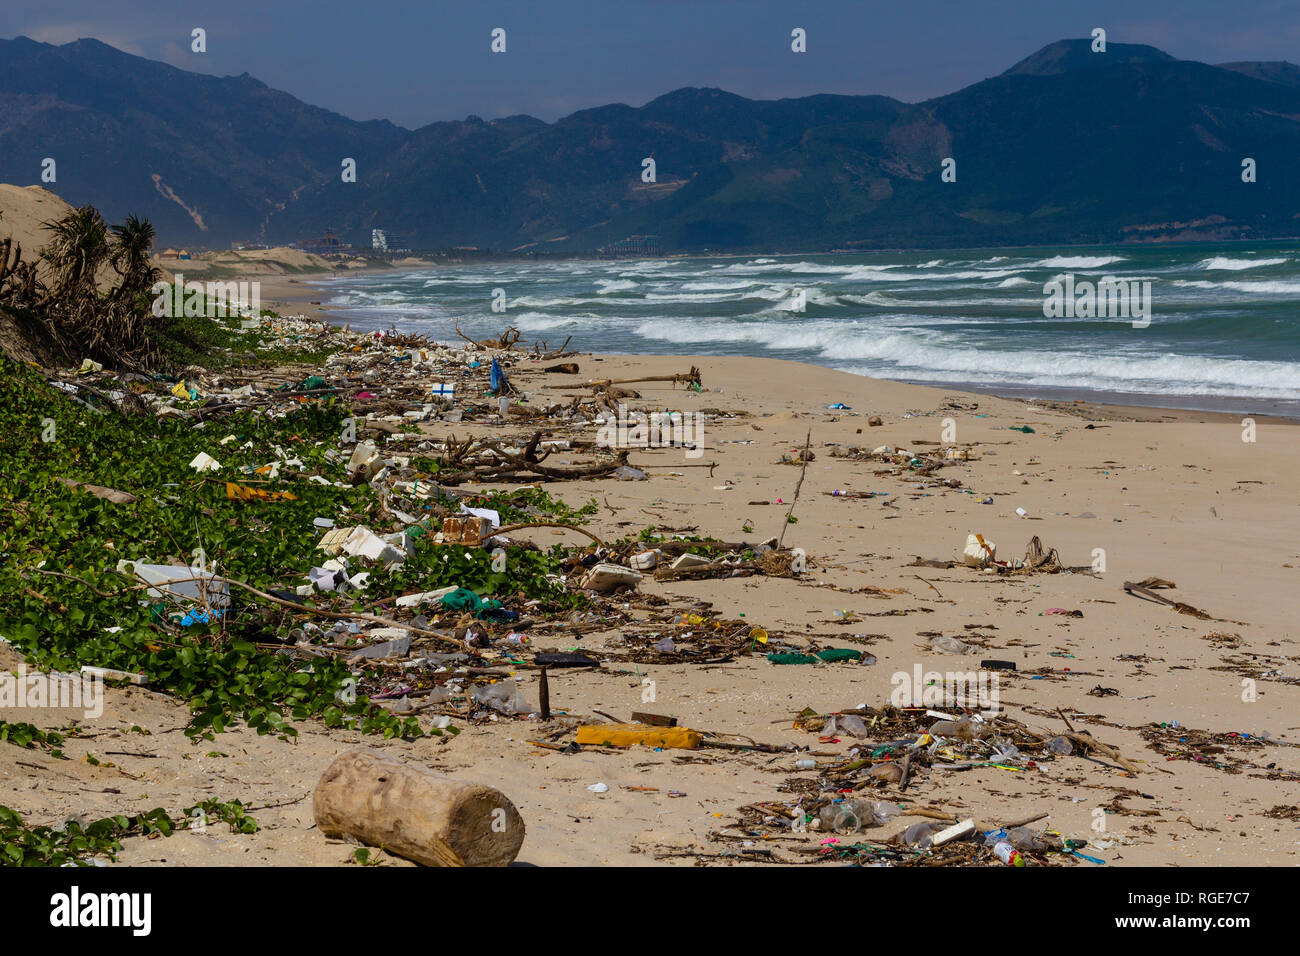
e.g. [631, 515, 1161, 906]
[3, 0, 1299, 129]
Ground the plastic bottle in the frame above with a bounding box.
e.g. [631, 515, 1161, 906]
[993, 841, 1025, 866]
[929, 716, 991, 741]
[830, 805, 861, 833]
[794, 758, 817, 770]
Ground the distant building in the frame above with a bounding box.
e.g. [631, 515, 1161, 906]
[372, 229, 388, 252]
[299, 231, 347, 254]
[597, 235, 660, 258]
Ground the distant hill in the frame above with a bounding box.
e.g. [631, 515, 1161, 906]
[0, 37, 404, 246]
[1217, 60, 1300, 87]
[3, 35, 1300, 252]
[1001, 38, 1175, 75]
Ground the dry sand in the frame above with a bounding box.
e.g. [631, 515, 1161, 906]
[3, 342, 1297, 867]
[0, 184, 75, 258]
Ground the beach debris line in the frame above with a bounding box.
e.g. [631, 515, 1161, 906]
[702, 701, 1150, 865]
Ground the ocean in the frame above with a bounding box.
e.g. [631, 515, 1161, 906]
[308, 241, 1300, 417]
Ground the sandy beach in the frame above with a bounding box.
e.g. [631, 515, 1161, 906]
[4, 286, 1297, 866]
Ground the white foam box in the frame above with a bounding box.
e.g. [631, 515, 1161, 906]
[580, 563, 644, 593]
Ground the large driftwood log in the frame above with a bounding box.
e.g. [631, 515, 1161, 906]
[313, 749, 525, 866]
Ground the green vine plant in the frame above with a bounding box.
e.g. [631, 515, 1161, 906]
[0, 799, 258, 867]
[0, 720, 66, 758]
[0, 358, 595, 742]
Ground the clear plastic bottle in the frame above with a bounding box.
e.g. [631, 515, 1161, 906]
[817, 799, 900, 834]
[831, 805, 861, 833]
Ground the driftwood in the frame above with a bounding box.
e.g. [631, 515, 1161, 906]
[552, 367, 702, 390]
[532, 335, 575, 359]
[653, 538, 772, 557]
[433, 432, 631, 485]
[654, 564, 758, 582]
[1041, 708, 1141, 775]
[778, 429, 811, 550]
[434, 453, 630, 485]
[454, 322, 520, 351]
[495, 520, 604, 546]
[313, 749, 525, 867]
[1059, 730, 1142, 775]
[1123, 580, 1214, 620]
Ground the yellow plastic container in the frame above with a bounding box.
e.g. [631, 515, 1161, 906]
[576, 723, 702, 750]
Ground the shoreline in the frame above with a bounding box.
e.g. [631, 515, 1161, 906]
[258, 272, 1300, 425]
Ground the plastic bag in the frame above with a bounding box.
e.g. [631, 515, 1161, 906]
[929, 635, 976, 654]
[824, 714, 871, 737]
[902, 821, 941, 848]
[471, 679, 538, 716]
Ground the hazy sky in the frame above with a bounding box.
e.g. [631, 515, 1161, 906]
[3, 0, 1299, 128]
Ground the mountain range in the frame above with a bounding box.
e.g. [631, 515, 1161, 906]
[3, 35, 1299, 252]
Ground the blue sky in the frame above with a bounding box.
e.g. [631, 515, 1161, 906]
[3, 0, 1299, 128]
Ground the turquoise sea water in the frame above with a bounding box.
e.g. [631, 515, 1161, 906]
[309, 241, 1300, 416]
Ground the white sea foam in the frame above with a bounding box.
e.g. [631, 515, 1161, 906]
[1174, 278, 1300, 294]
[630, 318, 1300, 397]
[1195, 257, 1288, 271]
[680, 280, 761, 291]
[1028, 255, 1126, 268]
